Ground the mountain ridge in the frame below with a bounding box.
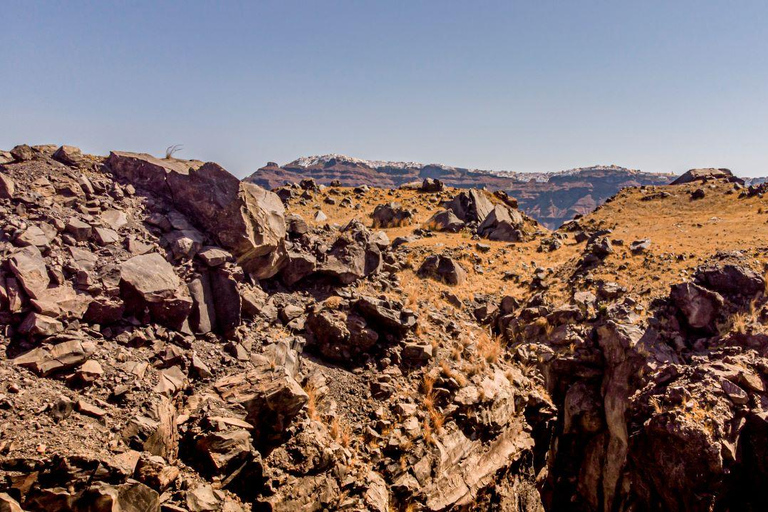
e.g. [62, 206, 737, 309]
[247, 155, 677, 228]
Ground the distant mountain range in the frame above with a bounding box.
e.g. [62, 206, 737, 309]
[245, 154, 747, 228]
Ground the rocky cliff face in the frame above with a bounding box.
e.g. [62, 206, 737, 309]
[1, 144, 767, 512]
[247, 157, 675, 228]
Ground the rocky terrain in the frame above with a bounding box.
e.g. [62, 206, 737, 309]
[2, 145, 768, 511]
[247, 156, 676, 228]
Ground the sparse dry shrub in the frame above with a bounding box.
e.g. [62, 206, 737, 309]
[303, 383, 320, 421]
[164, 144, 183, 159]
[649, 396, 662, 414]
[429, 407, 445, 432]
[330, 416, 352, 447]
[533, 316, 553, 337]
[329, 296, 348, 309]
[477, 330, 503, 363]
[422, 419, 435, 446]
[440, 359, 468, 387]
[730, 312, 750, 335]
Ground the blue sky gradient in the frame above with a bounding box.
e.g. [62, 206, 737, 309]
[2, 1, 768, 177]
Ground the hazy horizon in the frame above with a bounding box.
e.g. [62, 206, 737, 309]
[3, 1, 768, 178]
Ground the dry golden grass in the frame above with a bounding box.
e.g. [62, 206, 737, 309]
[477, 330, 503, 364]
[440, 359, 468, 387]
[303, 383, 320, 421]
[287, 178, 768, 331]
[330, 416, 352, 447]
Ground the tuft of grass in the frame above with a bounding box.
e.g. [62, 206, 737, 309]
[303, 383, 320, 421]
[164, 144, 183, 159]
[330, 417, 352, 447]
[477, 330, 503, 363]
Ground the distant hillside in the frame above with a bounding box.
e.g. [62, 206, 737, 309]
[246, 155, 676, 228]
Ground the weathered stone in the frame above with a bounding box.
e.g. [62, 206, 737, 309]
[120, 253, 191, 328]
[354, 295, 417, 334]
[371, 202, 413, 228]
[286, 213, 309, 237]
[670, 282, 724, 331]
[197, 246, 231, 267]
[101, 208, 129, 230]
[0, 493, 22, 512]
[695, 263, 766, 299]
[9, 245, 49, 299]
[319, 221, 382, 284]
[84, 297, 125, 325]
[52, 145, 86, 167]
[194, 429, 257, 477]
[10, 144, 34, 161]
[107, 152, 287, 278]
[447, 189, 494, 223]
[402, 343, 433, 362]
[630, 239, 651, 253]
[281, 249, 317, 286]
[164, 229, 204, 260]
[16, 224, 54, 248]
[306, 305, 379, 362]
[94, 227, 120, 245]
[186, 485, 220, 512]
[76, 399, 107, 418]
[424, 209, 465, 233]
[75, 359, 104, 384]
[420, 178, 445, 192]
[418, 255, 467, 286]
[134, 453, 180, 492]
[477, 204, 525, 241]
[80, 480, 160, 512]
[14, 337, 96, 376]
[671, 167, 742, 185]
[66, 218, 92, 241]
[0, 173, 15, 199]
[215, 367, 308, 443]
[121, 397, 178, 460]
[210, 267, 242, 336]
[18, 311, 64, 336]
[188, 274, 216, 334]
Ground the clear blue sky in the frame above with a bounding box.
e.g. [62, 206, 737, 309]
[3, 1, 768, 177]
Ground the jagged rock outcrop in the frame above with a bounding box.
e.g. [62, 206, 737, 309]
[107, 152, 286, 278]
[447, 189, 494, 223]
[671, 167, 744, 186]
[477, 204, 526, 241]
[424, 209, 465, 233]
[418, 255, 467, 285]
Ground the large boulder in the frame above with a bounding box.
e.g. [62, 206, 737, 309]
[670, 282, 724, 331]
[306, 303, 379, 362]
[14, 336, 96, 376]
[371, 202, 413, 228]
[107, 152, 286, 278]
[476, 204, 525, 241]
[447, 189, 494, 223]
[214, 364, 308, 444]
[424, 210, 465, 233]
[695, 263, 765, 300]
[52, 145, 86, 167]
[420, 178, 445, 193]
[418, 255, 467, 286]
[671, 168, 743, 185]
[119, 253, 192, 328]
[318, 220, 383, 284]
[8, 246, 49, 299]
[0, 173, 15, 199]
